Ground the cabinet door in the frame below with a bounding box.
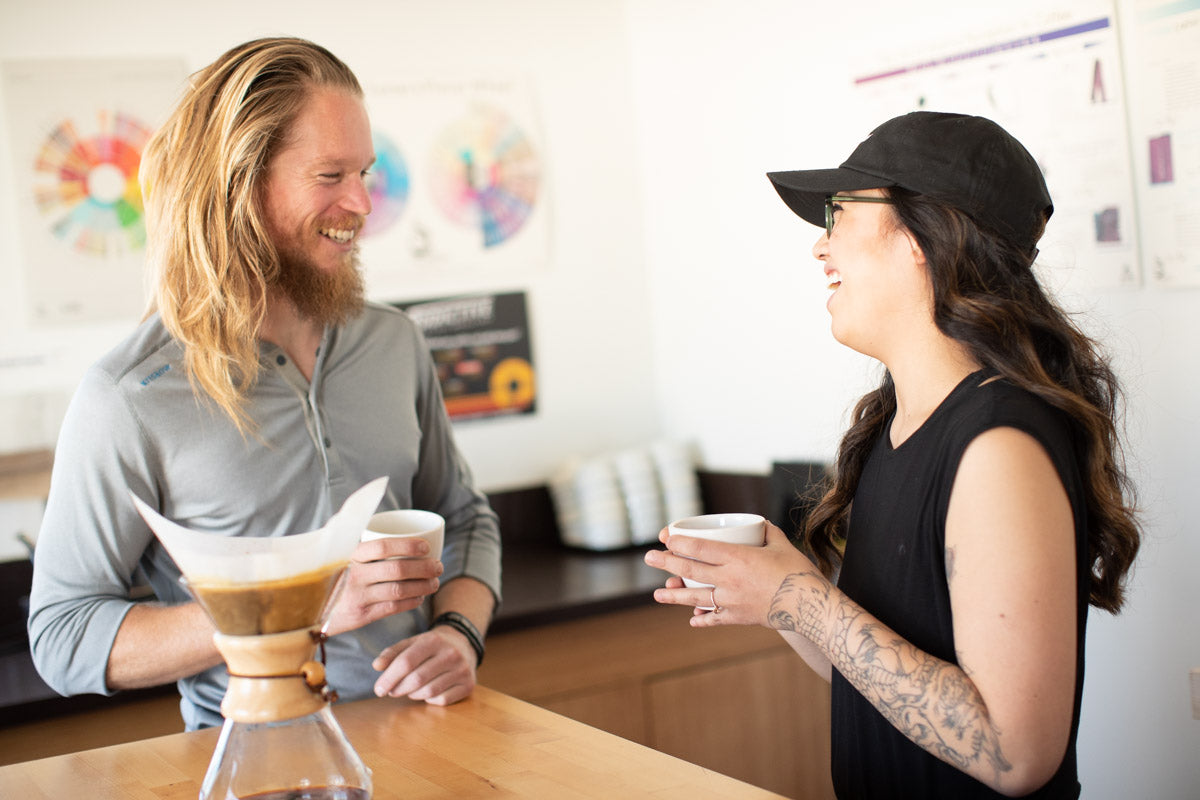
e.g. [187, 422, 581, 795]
[540, 681, 648, 745]
[646, 650, 834, 800]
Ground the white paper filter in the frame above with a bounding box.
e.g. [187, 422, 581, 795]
[130, 477, 388, 585]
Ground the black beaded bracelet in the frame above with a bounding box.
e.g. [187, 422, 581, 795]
[431, 611, 485, 667]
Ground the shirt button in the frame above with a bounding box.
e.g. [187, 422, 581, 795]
[276, 355, 286, 366]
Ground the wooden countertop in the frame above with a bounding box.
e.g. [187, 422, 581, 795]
[0, 685, 787, 799]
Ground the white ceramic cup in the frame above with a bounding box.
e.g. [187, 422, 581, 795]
[668, 513, 766, 607]
[362, 509, 445, 561]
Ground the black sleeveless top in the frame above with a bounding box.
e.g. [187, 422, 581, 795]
[831, 371, 1089, 799]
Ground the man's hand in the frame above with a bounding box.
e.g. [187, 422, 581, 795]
[322, 537, 442, 636]
[370, 626, 477, 706]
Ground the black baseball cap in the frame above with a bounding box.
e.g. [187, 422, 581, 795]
[766, 111, 1053, 256]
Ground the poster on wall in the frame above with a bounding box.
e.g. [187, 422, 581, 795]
[358, 78, 548, 297]
[850, 2, 1140, 292]
[1121, 0, 1200, 287]
[1, 58, 187, 325]
[393, 291, 537, 422]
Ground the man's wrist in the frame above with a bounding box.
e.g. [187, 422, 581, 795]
[431, 611, 485, 666]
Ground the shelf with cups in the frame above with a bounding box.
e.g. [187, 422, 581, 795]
[485, 467, 789, 633]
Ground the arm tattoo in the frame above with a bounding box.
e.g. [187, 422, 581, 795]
[770, 572, 1012, 785]
[768, 572, 832, 647]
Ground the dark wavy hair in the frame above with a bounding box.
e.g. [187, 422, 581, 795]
[802, 187, 1141, 613]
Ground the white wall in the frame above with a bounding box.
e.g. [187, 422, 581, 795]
[0, 0, 660, 493]
[625, 1, 1199, 798]
[1, 1, 1196, 796]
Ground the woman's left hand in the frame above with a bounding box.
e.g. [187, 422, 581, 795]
[643, 521, 818, 628]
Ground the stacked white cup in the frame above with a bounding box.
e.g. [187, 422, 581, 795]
[612, 448, 667, 546]
[549, 456, 630, 550]
[650, 440, 703, 524]
[551, 441, 703, 551]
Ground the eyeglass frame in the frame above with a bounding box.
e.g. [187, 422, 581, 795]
[824, 194, 896, 239]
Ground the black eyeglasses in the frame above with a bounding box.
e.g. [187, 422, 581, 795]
[824, 195, 895, 238]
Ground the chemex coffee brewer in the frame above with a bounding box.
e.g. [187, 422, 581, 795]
[133, 478, 387, 800]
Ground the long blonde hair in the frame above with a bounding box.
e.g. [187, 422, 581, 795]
[140, 37, 363, 433]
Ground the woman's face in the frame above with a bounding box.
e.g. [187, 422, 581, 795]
[811, 189, 932, 362]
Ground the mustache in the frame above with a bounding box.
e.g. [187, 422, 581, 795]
[317, 215, 366, 233]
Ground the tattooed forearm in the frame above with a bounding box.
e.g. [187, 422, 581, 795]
[768, 571, 831, 646]
[769, 572, 1012, 785]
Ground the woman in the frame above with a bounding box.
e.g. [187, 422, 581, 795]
[645, 112, 1140, 799]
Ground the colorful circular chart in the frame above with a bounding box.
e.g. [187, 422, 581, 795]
[33, 110, 151, 257]
[427, 105, 540, 248]
[361, 131, 410, 238]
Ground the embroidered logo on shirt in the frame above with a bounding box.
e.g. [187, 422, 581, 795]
[140, 364, 171, 386]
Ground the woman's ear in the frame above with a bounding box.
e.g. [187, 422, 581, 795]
[904, 228, 927, 267]
[892, 227, 934, 308]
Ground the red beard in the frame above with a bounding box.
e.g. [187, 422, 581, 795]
[271, 220, 366, 326]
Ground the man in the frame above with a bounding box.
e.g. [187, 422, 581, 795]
[27, 37, 501, 731]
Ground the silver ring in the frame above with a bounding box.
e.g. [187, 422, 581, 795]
[710, 587, 723, 614]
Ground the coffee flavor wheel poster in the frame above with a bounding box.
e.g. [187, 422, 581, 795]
[1, 58, 187, 325]
[394, 291, 536, 422]
[358, 77, 549, 285]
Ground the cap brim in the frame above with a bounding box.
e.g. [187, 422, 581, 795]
[766, 168, 896, 229]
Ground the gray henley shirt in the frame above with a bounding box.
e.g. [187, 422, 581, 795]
[27, 301, 502, 730]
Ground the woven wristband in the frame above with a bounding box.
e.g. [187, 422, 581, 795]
[432, 611, 485, 667]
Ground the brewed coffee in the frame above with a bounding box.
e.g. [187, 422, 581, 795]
[235, 789, 370, 799]
[190, 562, 345, 635]
[236, 789, 370, 799]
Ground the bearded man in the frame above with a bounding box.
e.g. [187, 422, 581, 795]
[28, 37, 501, 730]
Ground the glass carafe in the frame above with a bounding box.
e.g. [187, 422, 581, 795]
[130, 479, 387, 800]
[196, 614, 373, 800]
[202, 705, 371, 800]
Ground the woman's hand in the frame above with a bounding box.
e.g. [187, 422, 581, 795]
[643, 521, 817, 628]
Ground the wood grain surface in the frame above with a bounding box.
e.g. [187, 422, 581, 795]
[0, 685, 788, 799]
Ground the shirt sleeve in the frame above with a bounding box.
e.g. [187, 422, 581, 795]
[407, 329, 503, 610]
[26, 364, 159, 696]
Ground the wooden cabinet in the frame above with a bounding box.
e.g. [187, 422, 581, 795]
[478, 603, 834, 800]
